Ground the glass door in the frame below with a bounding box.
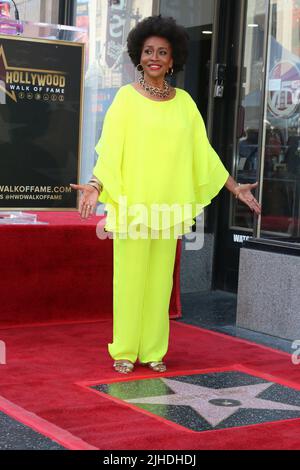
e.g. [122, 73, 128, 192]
[231, 0, 268, 233]
[232, 0, 300, 241]
[259, 0, 300, 239]
[160, 0, 215, 123]
[216, 0, 300, 291]
[213, 0, 269, 291]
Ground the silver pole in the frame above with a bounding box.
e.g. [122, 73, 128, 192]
[152, 0, 161, 16]
[254, 0, 271, 239]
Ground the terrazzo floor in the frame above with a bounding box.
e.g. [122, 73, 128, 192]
[179, 290, 293, 354]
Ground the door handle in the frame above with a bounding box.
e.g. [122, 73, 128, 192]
[237, 105, 245, 139]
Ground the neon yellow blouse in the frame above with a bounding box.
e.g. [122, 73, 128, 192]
[93, 84, 229, 235]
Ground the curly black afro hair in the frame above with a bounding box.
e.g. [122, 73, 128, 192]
[127, 15, 189, 74]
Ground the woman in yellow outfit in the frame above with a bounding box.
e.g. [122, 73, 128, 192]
[71, 16, 261, 375]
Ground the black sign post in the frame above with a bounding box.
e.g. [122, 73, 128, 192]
[0, 35, 84, 210]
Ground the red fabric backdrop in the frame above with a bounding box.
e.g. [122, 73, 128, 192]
[0, 212, 182, 327]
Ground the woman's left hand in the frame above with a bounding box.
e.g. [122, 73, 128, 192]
[234, 182, 262, 215]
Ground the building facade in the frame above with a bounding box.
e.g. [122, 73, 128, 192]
[10, 0, 300, 293]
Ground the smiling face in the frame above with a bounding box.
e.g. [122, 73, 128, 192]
[140, 36, 174, 83]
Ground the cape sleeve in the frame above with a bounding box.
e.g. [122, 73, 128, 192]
[192, 105, 229, 208]
[93, 89, 126, 205]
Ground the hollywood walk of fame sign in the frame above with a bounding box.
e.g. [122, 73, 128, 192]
[0, 35, 84, 210]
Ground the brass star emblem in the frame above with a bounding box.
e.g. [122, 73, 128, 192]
[0, 45, 17, 102]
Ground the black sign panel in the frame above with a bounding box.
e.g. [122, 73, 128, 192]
[0, 35, 84, 209]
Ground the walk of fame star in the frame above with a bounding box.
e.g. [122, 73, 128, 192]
[127, 378, 300, 427]
[91, 371, 300, 432]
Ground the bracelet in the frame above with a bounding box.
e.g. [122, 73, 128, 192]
[234, 183, 241, 199]
[89, 178, 103, 192]
[87, 182, 101, 193]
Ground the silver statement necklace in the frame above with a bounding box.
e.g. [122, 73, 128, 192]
[139, 75, 170, 99]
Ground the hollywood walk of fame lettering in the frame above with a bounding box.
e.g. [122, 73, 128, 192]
[0, 45, 66, 102]
[9, 85, 30, 92]
[45, 87, 64, 94]
[6, 71, 65, 87]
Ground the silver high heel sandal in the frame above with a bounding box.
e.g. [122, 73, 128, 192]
[113, 360, 134, 374]
[139, 361, 167, 372]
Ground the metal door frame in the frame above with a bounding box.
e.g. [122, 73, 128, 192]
[209, 0, 272, 290]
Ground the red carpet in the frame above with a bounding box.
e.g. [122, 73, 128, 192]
[0, 319, 299, 450]
[0, 212, 181, 327]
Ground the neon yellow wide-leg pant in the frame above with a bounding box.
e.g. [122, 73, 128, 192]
[108, 229, 179, 363]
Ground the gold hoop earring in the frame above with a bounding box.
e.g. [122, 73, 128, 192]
[135, 64, 144, 81]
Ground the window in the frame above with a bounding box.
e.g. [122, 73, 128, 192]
[232, 0, 266, 231]
[261, 0, 300, 238]
[14, 0, 59, 24]
[232, 0, 300, 240]
[73, 0, 154, 183]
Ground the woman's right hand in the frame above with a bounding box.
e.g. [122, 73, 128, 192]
[70, 183, 100, 219]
